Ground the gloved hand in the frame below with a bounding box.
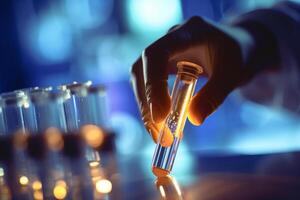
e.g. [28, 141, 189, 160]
[131, 16, 268, 142]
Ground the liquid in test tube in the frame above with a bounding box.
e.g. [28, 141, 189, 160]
[152, 61, 203, 177]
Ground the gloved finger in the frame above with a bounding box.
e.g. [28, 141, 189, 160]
[188, 76, 234, 125]
[143, 16, 209, 124]
[131, 57, 162, 142]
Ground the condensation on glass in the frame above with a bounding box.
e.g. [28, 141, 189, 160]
[152, 61, 203, 177]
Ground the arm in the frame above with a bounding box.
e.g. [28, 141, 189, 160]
[233, 1, 300, 112]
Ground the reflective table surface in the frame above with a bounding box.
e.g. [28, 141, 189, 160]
[1, 145, 300, 200]
[118, 151, 300, 200]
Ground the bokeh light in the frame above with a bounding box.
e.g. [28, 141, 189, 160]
[64, 0, 114, 29]
[36, 15, 72, 63]
[125, 0, 183, 37]
[19, 176, 29, 186]
[32, 181, 42, 191]
[95, 179, 112, 194]
[81, 124, 104, 148]
[53, 180, 68, 200]
[33, 190, 44, 200]
[45, 127, 64, 151]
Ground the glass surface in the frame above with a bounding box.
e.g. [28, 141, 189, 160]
[29, 90, 68, 133]
[0, 91, 27, 134]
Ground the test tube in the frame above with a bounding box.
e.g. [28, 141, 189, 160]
[0, 98, 11, 199]
[152, 61, 203, 177]
[59, 82, 100, 199]
[0, 91, 28, 134]
[17, 87, 52, 134]
[0, 91, 32, 199]
[59, 82, 106, 163]
[28, 89, 70, 199]
[58, 81, 91, 131]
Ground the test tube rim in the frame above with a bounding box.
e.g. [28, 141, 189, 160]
[28, 89, 70, 104]
[58, 81, 91, 96]
[177, 61, 203, 77]
[0, 91, 28, 107]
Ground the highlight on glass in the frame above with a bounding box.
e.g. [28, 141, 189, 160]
[152, 61, 203, 177]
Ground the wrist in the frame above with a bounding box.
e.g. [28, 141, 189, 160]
[232, 21, 280, 73]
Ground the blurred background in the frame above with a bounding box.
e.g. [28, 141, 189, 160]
[1, 0, 300, 183]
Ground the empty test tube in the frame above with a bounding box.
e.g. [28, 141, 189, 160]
[28, 89, 71, 199]
[17, 87, 52, 134]
[0, 91, 28, 134]
[28, 89, 69, 133]
[59, 82, 107, 163]
[152, 61, 203, 177]
[0, 91, 33, 199]
[59, 81, 92, 131]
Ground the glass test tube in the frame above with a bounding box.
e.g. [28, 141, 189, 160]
[152, 61, 203, 177]
[59, 81, 91, 131]
[29, 89, 68, 133]
[0, 91, 32, 199]
[60, 82, 106, 163]
[28, 89, 70, 199]
[1, 91, 27, 134]
[60, 82, 100, 200]
[17, 87, 52, 134]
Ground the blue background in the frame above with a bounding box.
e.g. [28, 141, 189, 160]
[1, 0, 300, 178]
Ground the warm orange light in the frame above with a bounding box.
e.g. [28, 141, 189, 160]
[95, 179, 112, 194]
[81, 124, 104, 148]
[53, 180, 67, 200]
[19, 176, 29, 186]
[152, 167, 170, 177]
[33, 190, 43, 200]
[160, 126, 174, 147]
[32, 181, 42, 190]
[56, 180, 67, 187]
[45, 127, 64, 150]
[13, 130, 28, 149]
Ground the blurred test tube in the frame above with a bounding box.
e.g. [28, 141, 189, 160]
[28, 89, 71, 199]
[60, 82, 118, 199]
[59, 81, 96, 199]
[59, 82, 103, 164]
[0, 99, 12, 200]
[0, 91, 33, 199]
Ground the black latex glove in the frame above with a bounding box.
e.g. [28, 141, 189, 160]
[131, 16, 275, 142]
